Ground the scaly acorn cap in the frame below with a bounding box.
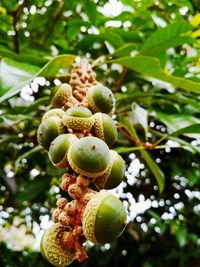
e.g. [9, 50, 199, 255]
[51, 83, 73, 108]
[68, 136, 110, 179]
[40, 223, 76, 267]
[48, 134, 78, 168]
[82, 191, 127, 244]
[86, 84, 115, 114]
[62, 106, 94, 132]
[42, 109, 65, 122]
[94, 150, 125, 190]
[37, 116, 65, 150]
[93, 113, 117, 147]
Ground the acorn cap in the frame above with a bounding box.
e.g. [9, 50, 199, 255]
[48, 134, 78, 168]
[86, 84, 115, 114]
[94, 150, 125, 190]
[68, 136, 110, 178]
[63, 106, 94, 131]
[83, 191, 127, 244]
[51, 83, 72, 108]
[42, 109, 65, 122]
[93, 113, 117, 147]
[37, 116, 65, 150]
[40, 223, 76, 267]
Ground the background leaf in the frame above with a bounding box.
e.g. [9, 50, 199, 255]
[109, 56, 200, 94]
[132, 102, 148, 134]
[141, 22, 194, 56]
[0, 54, 75, 103]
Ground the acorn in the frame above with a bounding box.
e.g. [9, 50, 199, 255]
[51, 83, 75, 108]
[42, 109, 65, 122]
[48, 134, 78, 168]
[37, 116, 65, 150]
[40, 223, 76, 267]
[68, 136, 110, 179]
[94, 150, 125, 190]
[63, 106, 94, 132]
[82, 191, 127, 244]
[93, 113, 117, 147]
[86, 84, 115, 114]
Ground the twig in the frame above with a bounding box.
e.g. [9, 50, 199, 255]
[114, 67, 128, 93]
[118, 125, 155, 149]
[12, 0, 29, 53]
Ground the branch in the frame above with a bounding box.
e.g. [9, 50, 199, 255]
[12, 0, 29, 53]
[118, 125, 155, 149]
[114, 67, 128, 93]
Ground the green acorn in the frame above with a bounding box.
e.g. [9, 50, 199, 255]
[82, 191, 126, 244]
[48, 134, 78, 168]
[42, 109, 65, 122]
[94, 150, 125, 190]
[40, 223, 76, 267]
[68, 136, 110, 179]
[51, 83, 73, 108]
[63, 106, 94, 132]
[86, 84, 115, 114]
[37, 116, 65, 150]
[93, 113, 117, 147]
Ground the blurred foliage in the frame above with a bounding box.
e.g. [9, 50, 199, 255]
[1, 0, 200, 266]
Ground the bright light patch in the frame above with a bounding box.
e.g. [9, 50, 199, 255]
[99, 0, 123, 17]
[151, 14, 167, 27]
[179, 6, 188, 15]
[30, 5, 36, 15]
[105, 20, 122, 28]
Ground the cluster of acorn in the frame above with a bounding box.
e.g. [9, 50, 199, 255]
[37, 61, 127, 267]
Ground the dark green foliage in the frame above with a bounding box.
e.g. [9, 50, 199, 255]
[1, 0, 200, 266]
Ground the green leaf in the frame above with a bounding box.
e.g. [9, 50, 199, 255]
[15, 146, 42, 170]
[78, 32, 124, 50]
[83, 0, 100, 25]
[0, 54, 75, 103]
[170, 136, 200, 154]
[1, 114, 32, 125]
[110, 29, 142, 43]
[152, 111, 200, 134]
[171, 123, 200, 136]
[101, 32, 124, 49]
[112, 43, 136, 57]
[141, 22, 194, 55]
[141, 149, 165, 193]
[147, 210, 161, 221]
[0, 45, 47, 66]
[175, 227, 187, 247]
[8, 96, 49, 114]
[15, 175, 50, 202]
[116, 92, 200, 112]
[118, 115, 138, 139]
[39, 54, 75, 77]
[0, 58, 39, 96]
[118, 116, 165, 192]
[132, 102, 148, 133]
[108, 56, 200, 94]
[115, 146, 143, 154]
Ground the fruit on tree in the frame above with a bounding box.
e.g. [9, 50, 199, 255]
[86, 84, 115, 114]
[40, 223, 76, 267]
[93, 112, 117, 147]
[37, 116, 65, 150]
[68, 136, 110, 178]
[48, 134, 78, 168]
[62, 106, 94, 131]
[82, 191, 127, 244]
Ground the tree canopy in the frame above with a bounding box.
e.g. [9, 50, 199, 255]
[1, 0, 200, 266]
